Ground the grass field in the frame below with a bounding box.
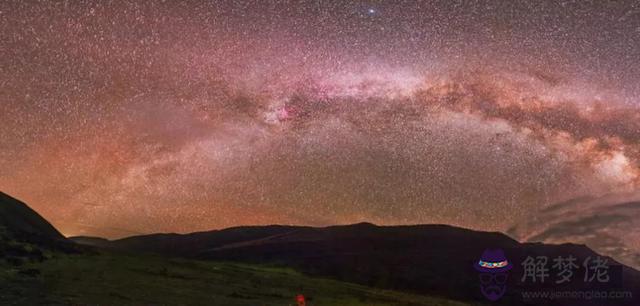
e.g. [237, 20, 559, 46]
[0, 251, 470, 306]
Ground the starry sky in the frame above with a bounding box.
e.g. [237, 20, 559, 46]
[1, 0, 639, 239]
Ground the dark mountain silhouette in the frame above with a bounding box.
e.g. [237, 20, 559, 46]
[0, 191, 65, 242]
[0, 192, 78, 266]
[5, 190, 636, 305]
[103, 225, 302, 256]
[73, 222, 640, 306]
[0, 192, 461, 305]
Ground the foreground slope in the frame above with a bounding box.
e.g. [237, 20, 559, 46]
[77, 222, 640, 305]
[1, 251, 469, 306]
[0, 191, 468, 305]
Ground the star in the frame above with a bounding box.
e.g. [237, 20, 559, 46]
[0, 0, 638, 240]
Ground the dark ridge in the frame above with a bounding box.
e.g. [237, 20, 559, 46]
[73, 221, 640, 305]
[0, 191, 65, 242]
[0, 191, 79, 263]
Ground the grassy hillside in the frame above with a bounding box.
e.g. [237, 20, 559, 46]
[0, 251, 470, 306]
[0, 192, 468, 305]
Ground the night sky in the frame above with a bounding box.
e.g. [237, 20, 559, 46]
[1, 0, 639, 239]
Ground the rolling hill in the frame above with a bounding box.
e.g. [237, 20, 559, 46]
[73, 223, 640, 305]
[0, 191, 65, 243]
[0, 192, 468, 305]
[1, 191, 638, 305]
[0, 192, 78, 267]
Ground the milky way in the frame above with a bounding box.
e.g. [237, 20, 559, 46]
[1, 1, 639, 238]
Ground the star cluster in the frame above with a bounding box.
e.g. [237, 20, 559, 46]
[1, 1, 639, 238]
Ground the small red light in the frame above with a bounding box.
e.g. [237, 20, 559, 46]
[296, 294, 306, 305]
